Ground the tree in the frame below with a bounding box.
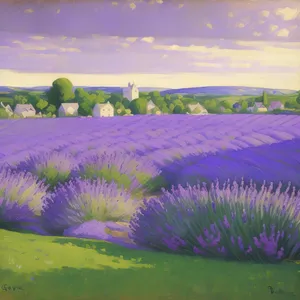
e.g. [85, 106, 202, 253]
[106, 93, 123, 106]
[220, 100, 231, 109]
[263, 91, 268, 106]
[296, 91, 300, 105]
[122, 98, 130, 109]
[47, 78, 75, 109]
[36, 99, 48, 111]
[129, 98, 147, 114]
[78, 100, 92, 116]
[46, 104, 56, 114]
[14, 95, 28, 104]
[173, 105, 183, 114]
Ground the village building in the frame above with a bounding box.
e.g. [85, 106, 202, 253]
[13, 104, 36, 118]
[58, 103, 79, 117]
[188, 103, 208, 115]
[0, 102, 13, 117]
[268, 101, 284, 111]
[92, 102, 114, 117]
[232, 102, 242, 112]
[122, 82, 139, 101]
[146, 100, 157, 114]
[249, 102, 267, 113]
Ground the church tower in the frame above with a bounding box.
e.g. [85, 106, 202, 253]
[123, 81, 139, 101]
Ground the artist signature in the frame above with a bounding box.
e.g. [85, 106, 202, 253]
[1, 284, 23, 292]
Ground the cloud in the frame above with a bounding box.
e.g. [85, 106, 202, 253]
[162, 54, 168, 59]
[228, 12, 234, 18]
[59, 48, 81, 53]
[260, 10, 270, 18]
[56, 9, 60, 14]
[141, 37, 155, 43]
[24, 8, 34, 14]
[276, 28, 290, 37]
[178, 4, 184, 9]
[126, 37, 138, 43]
[193, 62, 222, 68]
[61, 36, 68, 41]
[12, 40, 47, 51]
[29, 36, 45, 40]
[275, 7, 299, 21]
[229, 63, 251, 68]
[270, 25, 279, 32]
[129, 3, 136, 10]
[236, 23, 245, 28]
[156, 0, 164, 4]
[206, 23, 213, 29]
[153, 42, 300, 68]
[111, 1, 118, 5]
[120, 43, 130, 48]
[0, 46, 10, 49]
[253, 31, 262, 37]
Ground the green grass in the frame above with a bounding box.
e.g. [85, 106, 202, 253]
[0, 229, 299, 300]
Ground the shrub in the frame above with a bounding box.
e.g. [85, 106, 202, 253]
[129, 180, 300, 263]
[41, 178, 139, 235]
[16, 151, 78, 189]
[77, 150, 164, 196]
[0, 168, 48, 230]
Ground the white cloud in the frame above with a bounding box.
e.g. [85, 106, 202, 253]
[111, 1, 118, 5]
[156, 0, 164, 4]
[56, 8, 60, 14]
[276, 28, 290, 37]
[141, 37, 155, 43]
[129, 3, 136, 10]
[193, 62, 222, 68]
[120, 43, 130, 48]
[275, 7, 299, 21]
[59, 48, 81, 53]
[228, 12, 234, 18]
[260, 10, 270, 18]
[270, 25, 279, 32]
[253, 31, 262, 37]
[206, 23, 213, 29]
[178, 4, 184, 9]
[29, 36, 45, 40]
[229, 63, 251, 68]
[126, 37, 138, 43]
[24, 8, 34, 14]
[236, 22, 245, 28]
[153, 42, 300, 69]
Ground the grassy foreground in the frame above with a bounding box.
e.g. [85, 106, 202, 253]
[0, 229, 299, 300]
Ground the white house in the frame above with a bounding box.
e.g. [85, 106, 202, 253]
[268, 101, 284, 111]
[93, 102, 114, 117]
[0, 102, 13, 116]
[14, 104, 36, 118]
[253, 102, 267, 113]
[188, 103, 208, 115]
[58, 103, 79, 117]
[122, 82, 139, 101]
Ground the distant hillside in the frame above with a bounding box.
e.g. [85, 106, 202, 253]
[0, 86, 169, 93]
[160, 86, 298, 96]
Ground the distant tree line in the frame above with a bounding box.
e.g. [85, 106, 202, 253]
[1, 77, 300, 118]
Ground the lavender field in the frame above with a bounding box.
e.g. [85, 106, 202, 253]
[1, 114, 300, 188]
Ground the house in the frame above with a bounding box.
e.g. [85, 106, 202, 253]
[252, 102, 267, 113]
[92, 102, 114, 117]
[0, 102, 13, 116]
[232, 102, 242, 111]
[187, 103, 208, 115]
[58, 103, 79, 117]
[146, 100, 156, 113]
[13, 104, 36, 118]
[268, 101, 284, 111]
[122, 82, 139, 101]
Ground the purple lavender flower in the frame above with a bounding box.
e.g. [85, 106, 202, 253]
[42, 178, 139, 235]
[16, 151, 78, 189]
[0, 168, 48, 230]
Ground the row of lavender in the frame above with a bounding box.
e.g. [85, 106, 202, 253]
[1, 115, 300, 263]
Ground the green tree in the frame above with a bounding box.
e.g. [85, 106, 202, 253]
[78, 100, 92, 116]
[14, 95, 28, 104]
[129, 98, 147, 114]
[220, 100, 231, 109]
[46, 104, 56, 114]
[263, 91, 268, 106]
[173, 105, 183, 114]
[36, 99, 48, 111]
[47, 78, 75, 109]
[168, 103, 175, 113]
[107, 93, 123, 106]
[296, 91, 300, 105]
[122, 98, 130, 109]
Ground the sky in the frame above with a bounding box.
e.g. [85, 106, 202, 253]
[0, 0, 299, 89]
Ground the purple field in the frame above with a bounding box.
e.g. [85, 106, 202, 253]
[1, 114, 300, 188]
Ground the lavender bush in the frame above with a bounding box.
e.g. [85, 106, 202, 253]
[16, 151, 78, 189]
[129, 180, 300, 263]
[41, 178, 139, 235]
[77, 150, 165, 196]
[0, 168, 48, 231]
